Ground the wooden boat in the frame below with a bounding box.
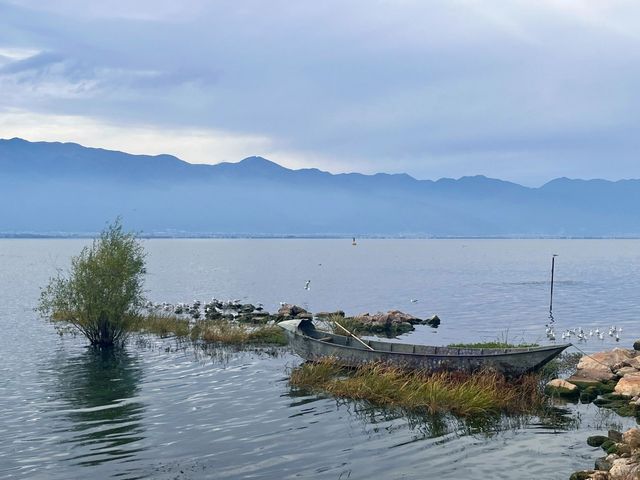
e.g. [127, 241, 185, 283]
[279, 319, 571, 376]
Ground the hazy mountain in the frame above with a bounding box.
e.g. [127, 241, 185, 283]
[1, 137, 639, 236]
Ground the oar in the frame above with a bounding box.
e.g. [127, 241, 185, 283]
[333, 319, 374, 351]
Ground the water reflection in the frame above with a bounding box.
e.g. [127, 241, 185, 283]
[288, 390, 584, 447]
[54, 348, 146, 469]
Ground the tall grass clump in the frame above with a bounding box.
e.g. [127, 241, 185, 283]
[136, 314, 191, 338]
[290, 360, 545, 417]
[197, 321, 287, 345]
[38, 219, 146, 348]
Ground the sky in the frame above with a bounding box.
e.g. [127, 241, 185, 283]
[1, 0, 640, 186]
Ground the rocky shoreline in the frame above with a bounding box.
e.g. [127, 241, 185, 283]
[144, 299, 440, 334]
[546, 345, 640, 479]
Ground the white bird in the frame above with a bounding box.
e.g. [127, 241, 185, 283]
[589, 329, 593, 337]
[410, 299, 418, 303]
[304, 280, 311, 290]
[598, 332, 605, 340]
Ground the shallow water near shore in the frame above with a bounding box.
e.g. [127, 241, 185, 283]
[2, 239, 640, 479]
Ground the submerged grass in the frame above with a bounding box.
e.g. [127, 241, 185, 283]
[289, 359, 545, 417]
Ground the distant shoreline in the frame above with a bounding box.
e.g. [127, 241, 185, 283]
[2, 233, 640, 240]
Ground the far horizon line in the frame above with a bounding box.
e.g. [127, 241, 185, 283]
[3, 136, 638, 188]
[2, 232, 640, 241]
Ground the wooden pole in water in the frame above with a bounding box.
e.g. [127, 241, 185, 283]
[549, 254, 558, 319]
[333, 319, 374, 351]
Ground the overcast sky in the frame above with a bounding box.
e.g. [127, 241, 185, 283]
[1, 0, 639, 185]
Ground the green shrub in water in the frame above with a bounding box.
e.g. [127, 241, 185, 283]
[38, 219, 146, 348]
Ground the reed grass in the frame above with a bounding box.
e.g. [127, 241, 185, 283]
[135, 313, 191, 338]
[195, 320, 287, 345]
[128, 314, 286, 345]
[289, 359, 545, 417]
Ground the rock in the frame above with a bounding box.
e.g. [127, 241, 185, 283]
[609, 430, 623, 442]
[295, 313, 313, 320]
[572, 349, 635, 384]
[424, 314, 440, 328]
[594, 456, 612, 471]
[633, 339, 640, 351]
[570, 472, 596, 480]
[277, 304, 309, 318]
[594, 394, 638, 416]
[590, 472, 610, 480]
[315, 310, 345, 318]
[581, 387, 600, 403]
[546, 379, 579, 398]
[609, 457, 640, 480]
[627, 357, 640, 369]
[353, 311, 418, 333]
[615, 374, 640, 397]
[622, 428, 640, 448]
[616, 366, 639, 377]
[239, 303, 255, 313]
[588, 436, 611, 448]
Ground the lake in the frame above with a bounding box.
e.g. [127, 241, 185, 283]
[1, 239, 639, 479]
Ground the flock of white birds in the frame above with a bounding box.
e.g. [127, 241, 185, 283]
[545, 323, 621, 343]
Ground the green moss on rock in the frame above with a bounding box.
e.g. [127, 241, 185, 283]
[587, 435, 609, 448]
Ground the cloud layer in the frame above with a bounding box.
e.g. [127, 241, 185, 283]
[1, 0, 640, 184]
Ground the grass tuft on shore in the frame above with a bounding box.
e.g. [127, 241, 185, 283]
[289, 359, 545, 417]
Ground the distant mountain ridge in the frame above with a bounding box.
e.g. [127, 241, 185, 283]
[1, 137, 639, 236]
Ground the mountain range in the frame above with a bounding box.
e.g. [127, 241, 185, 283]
[1, 137, 639, 236]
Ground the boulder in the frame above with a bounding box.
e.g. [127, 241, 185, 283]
[424, 314, 440, 328]
[546, 379, 579, 398]
[615, 374, 640, 397]
[609, 430, 623, 443]
[594, 456, 611, 471]
[588, 436, 610, 448]
[633, 339, 640, 351]
[277, 304, 309, 318]
[622, 428, 640, 449]
[626, 357, 640, 369]
[569, 472, 596, 480]
[616, 366, 639, 377]
[609, 458, 640, 480]
[570, 349, 635, 384]
[354, 311, 418, 331]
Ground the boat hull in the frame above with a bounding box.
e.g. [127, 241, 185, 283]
[279, 319, 570, 377]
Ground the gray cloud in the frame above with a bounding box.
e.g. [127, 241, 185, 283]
[1, 0, 640, 185]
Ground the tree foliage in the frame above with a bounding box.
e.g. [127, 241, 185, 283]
[38, 219, 146, 348]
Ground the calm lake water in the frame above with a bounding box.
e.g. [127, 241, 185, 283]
[2, 239, 640, 479]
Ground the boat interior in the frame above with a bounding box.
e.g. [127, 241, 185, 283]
[299, 320, 549, 356]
